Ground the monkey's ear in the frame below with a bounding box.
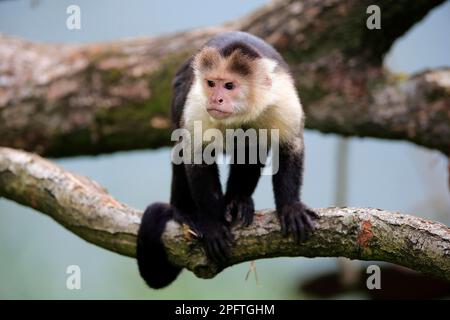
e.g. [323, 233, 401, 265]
[193, 47, 221, 73]
[258, 59, 277, 87]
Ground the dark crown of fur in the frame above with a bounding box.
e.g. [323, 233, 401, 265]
[223, 42, 260, 77]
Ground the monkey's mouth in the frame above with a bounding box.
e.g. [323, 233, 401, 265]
[207, 108, 233, 119]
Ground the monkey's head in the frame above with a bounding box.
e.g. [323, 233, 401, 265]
[193, 44, 274, 122]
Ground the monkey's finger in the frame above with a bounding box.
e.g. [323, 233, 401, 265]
[204, 239, 220, 263]
[243, 207, 254, 227]
[225, 210, 232, 223]
[214, 239, 229, 262]
[207, 241, 221, 263]
[236, 210, 243, 225]
[218, 238, 231, 260]
[231, 201, 239, 218]
[243, 214, 252, 227]
[206, 238, 222, 263]
[296, 215, 306, 243]
[306, 207, 320, 219]
[302, 213, 315, 232]
[288, 214, 299, 243]
[238, 204, 249, 223]
[203, 242, 213, 261]
[225, 206, 234, 224]
[238, 208, 246, 226]
[211, 241, 222, 262]
[296, 215, 308, 242]
[279, 214, 287, 235]
[223, 226, 234, 243]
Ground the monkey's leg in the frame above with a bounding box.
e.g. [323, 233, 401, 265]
[272, 140, 318, 243]
[225, 163, 263, 227]
[184, 162, 233, 263]
[136, 202, 182, 289]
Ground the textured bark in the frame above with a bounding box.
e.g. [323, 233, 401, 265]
[1, 147, 449, 281]
[0, 0, 449, 157]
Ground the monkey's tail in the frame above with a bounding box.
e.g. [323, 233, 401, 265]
[136, 202, 182, 289]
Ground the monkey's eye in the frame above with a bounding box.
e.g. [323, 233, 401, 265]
[224, 82, 234, 90]
[207, 80, 215, 88]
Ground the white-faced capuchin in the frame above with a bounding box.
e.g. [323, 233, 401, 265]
[136, 31, 317, 289]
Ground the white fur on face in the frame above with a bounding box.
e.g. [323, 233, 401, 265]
[183, 57, 304, 145]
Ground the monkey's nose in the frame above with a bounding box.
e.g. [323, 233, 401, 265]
[218, 99, 223, 104]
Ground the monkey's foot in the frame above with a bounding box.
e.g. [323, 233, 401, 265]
[197, 220, 234, 264]
[225, 196, 255, 227]
[277, 202, 319, 243]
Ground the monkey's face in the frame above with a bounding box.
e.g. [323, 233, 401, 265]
[202, 76, 248, 120]
[193, 47, 257, 121]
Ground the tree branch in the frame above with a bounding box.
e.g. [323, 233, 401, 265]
[1, 147, 449, 281]
[0, 0, 448, 157]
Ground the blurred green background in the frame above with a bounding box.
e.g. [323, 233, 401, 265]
[0, 0, 449, 299]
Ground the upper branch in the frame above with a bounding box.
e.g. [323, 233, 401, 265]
[0, 0, 449, 156]
[0, 147, 449, 281]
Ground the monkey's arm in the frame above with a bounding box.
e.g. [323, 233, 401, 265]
[225, 163, 263, 226]
[272, 138, 317, 242]
[185, 162, 224, 220]
[184, 162, 233, 262]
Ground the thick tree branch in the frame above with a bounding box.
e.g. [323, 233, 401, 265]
[0, 147, 449, 281]
[0, 0, 449, 157]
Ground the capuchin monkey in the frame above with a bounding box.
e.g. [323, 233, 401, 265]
[137, 31, 317, 289]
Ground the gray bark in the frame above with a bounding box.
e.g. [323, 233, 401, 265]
[0, 0, 449, 157]
[1, 147, 449, 281]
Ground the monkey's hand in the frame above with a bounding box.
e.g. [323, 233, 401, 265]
[196, 219, 234, 264]
[277, 202, 318, 243]
[225, 195, 255, 227]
